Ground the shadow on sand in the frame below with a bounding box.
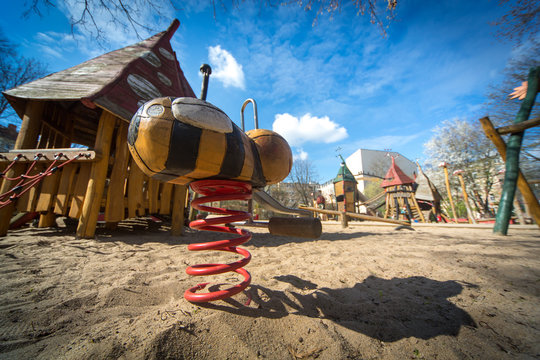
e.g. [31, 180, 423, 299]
[197, 275, 477, 342]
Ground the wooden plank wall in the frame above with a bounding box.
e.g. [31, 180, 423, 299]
[1, 103, 184, 236]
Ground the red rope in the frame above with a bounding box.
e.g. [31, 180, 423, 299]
[0, 154, 23, 178]
[0, 153, 83, 209]
[1, 154, 42, 181]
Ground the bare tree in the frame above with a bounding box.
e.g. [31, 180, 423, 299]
[260, 0, 397, 33]
[484, 40, 539, 181]
[23, 0, 173, 44]
[486, 0, 539, 182]
[23, 0, 398, 46]
[494, 0, 539, 45]
[287, 158, 319, 206]
[0, 31, 48, 121]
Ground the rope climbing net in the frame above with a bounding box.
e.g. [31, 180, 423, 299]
[0, 152, 91, 209]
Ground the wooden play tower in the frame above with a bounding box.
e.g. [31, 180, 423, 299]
[0, 20, 195, 238]
[333, 155, 358, 213]
[381, 156, 425, 222]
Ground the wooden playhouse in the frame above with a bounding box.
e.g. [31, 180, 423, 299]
[381, 156, 425, 222]
[0, 20, 195, 238]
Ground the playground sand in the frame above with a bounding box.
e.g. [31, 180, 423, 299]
[0, 219, 539, 359]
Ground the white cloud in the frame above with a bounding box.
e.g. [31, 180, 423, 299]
[293, 149, 309, 161]
[37, 45, 64, 59]
[208, 45, 245, 89]
[272, 113, 348, 147]
[36, 32, 55, 43]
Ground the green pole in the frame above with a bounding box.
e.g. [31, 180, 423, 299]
[494, 67, 539, 235]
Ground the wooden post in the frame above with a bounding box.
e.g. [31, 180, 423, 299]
[383, 192, 390, 219]
[493, 67, 539, 235]
[171, 184, 188, 236]
[38, 212, 56, 227]
[76, 111, 116, 238]
[105, 121, 129, 223]
[127, 160, 145, 218]
[36, 163, 62, 227]
[147, 178, 160, 214]
[439, 163, 457, 222]
[0, 163, 26, 236]
[15, 101, 44, 149]
[54, 163, 77, 215]
[454, 171, 477, 224]
[159, 183, 173, 215]
[188, 192, 198, 222]
[340, 212, 348, 228]
[0, 101, 44, 236]
[479, 117, 540, 228]
[69, 164, 92, 218]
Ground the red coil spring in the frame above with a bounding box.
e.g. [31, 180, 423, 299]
[184, 179, 252, 303]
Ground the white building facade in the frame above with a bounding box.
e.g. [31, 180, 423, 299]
[345, 149, 417, 193]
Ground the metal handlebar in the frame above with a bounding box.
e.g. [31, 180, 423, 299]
[240, 98, 258, 131]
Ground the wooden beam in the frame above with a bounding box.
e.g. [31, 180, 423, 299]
[0, 149, 98, 162]
[76, 111, 116, 238]
[497, 116, 540, 135]
[479, 116, 540, 228]
[299, 206, 411, 226]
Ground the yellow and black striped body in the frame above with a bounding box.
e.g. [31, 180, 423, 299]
[127, 97, 292, 188]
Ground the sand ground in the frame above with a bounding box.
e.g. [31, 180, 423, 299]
[0, 218, 539, 359]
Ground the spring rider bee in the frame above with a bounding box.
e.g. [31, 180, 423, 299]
[127, 65, 320, 303]
[127, 96, 292, 187]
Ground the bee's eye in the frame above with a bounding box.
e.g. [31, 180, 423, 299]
[147, 104, 164, 116]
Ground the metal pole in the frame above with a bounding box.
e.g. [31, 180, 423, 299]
[199, 64, 212, 101]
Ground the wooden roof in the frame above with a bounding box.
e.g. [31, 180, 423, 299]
[3, 19, 196, 123]
[414, 163, 442, 202]
[381, 156, 415, 187]
[333, 156, 357, 184]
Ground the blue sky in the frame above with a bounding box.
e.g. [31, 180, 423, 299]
[1, 1, 518, 182]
